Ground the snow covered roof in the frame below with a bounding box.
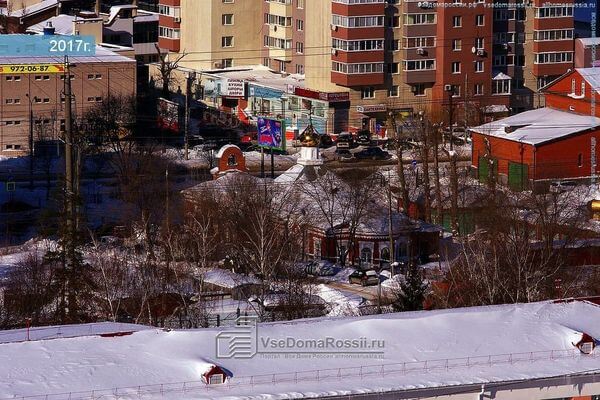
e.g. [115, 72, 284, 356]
[7, 0, 59, 17]
[204, 65, 305, 92]
[1, 301, 600, 398]
[215, 144, 241, 159]
[27, 14, 81, 35]
[577, 68, 600, 94]
[202, 268, 261, 289]
[0, 44, 134, 65]
[492, 70, 511, 80]
[578, 37, 600, 46]
[470, 107, 600, 145]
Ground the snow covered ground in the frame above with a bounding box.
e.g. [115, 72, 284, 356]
[1, 300, 599, 399]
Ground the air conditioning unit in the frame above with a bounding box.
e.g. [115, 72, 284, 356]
[476, 49, 486, 56]
[174, 16, 181, 23]
[416, 47, 425, 55]
[471, 46, 477, 54]
[330, 24, 338, 31]
[331, 48, 338, 56]
[444, 84, 453, 92]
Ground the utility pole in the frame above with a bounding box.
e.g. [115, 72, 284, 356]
[448, 87, 454, 151]
[184, 71, 195, 160]
[63, 56, 75, 323]
[444, 85, 459, 235]
[386, 170, 395, 277]
[389, 112, 409, 213]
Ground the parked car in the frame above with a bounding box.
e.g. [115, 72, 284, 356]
[348, 270, 379, 286]
[305, 260, 337, 277]
[319, 134, 334, 148]
[356, 129, 371, 146]
[354, 146, 390, 160]
[335, 148, 354, 162]
[336, 132, 355, 149]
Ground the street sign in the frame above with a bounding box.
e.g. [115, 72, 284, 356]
[0, 64, 65, 74]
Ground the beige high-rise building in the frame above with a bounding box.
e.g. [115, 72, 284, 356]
[158, 0, 305, 73]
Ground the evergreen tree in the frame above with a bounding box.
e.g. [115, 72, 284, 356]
[393, 263, 428, 312]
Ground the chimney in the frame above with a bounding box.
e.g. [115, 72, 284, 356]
[43, 21, 55, 35]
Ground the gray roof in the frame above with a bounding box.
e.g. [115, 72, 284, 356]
[578, 37, 600, 46]
[27, 15, 79, 35]
[0, 44, 135, 64]
[577, 68, 600, 94]
[470, 107, 600, 145]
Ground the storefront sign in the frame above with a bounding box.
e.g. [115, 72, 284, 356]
[319, 92, 350, 103]
[0, 64, 65, 74]
[223, 78, 245, 97]
[357, 104, 387, 113]
[249, 84, 283, 99]
[294, 87, 321, 100]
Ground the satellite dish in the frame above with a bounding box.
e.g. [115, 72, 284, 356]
[471, 46, 477, 54]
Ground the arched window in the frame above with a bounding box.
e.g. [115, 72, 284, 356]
[380, 247, 390, 262]
[227, 154, 238, 166]
[360, 247, 372, 265]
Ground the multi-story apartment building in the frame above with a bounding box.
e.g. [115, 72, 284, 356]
[157, 0, 305, 73]
[157, 0, 575, 132]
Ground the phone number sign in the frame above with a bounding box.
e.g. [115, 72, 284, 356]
[0, 64, 65, 74]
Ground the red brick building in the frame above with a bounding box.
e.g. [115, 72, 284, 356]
[470, 68, 600, 191]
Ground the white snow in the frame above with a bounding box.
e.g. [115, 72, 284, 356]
[1, 301, 600, 399]
[202, 269, 261, 289]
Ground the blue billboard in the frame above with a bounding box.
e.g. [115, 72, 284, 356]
[258, 117, 285, 150]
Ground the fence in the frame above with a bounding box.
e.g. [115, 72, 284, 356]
[2, 347, 596, 400]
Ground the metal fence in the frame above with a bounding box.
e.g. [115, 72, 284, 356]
[2, 347, 596, 400]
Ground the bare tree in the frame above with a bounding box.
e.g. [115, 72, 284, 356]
[154, 45, 187, 99]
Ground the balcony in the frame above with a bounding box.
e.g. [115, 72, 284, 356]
[331, 71, 384, 86]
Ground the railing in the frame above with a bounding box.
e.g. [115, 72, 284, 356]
[2, 347, 596, 400]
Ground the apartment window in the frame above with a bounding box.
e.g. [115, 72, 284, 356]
[578, 153, 583, 167]
[492, 79, 511, 94]
[296, 64, 304, 74]
[387, 62, 399, 74]
[263, 58, 271, 68]
[222, 14, 234, 25]
[222, 58, 233, 68]
[403, 59, 436, 71]
[5, 75, 21, 81]
[333, 38, 384, 51]
[494, 55, 506, 66]
[475, 60, 484, 72]
[222, 36, 234, 47]
[296, 19, 304, 31]
[387, 16, 400, 27]
[388, 39, 400, 51]
[404, 37, 435, 48]
[361, 86, 375, 99]
[451, 61, 461, 73]
[158, 27, 180, 39]
[332, 62, 385, 74]
[535, 6, 573, 18]
[453, 16, 462, 27]
[475, 37, 484, 49]
[534, 52, 573, 64]
[332, 15, 385, 27]
[403, 13, 436, 25]
[297, 0, 304, 8]
[296, 42, 304, 54]
[223, 0, 234, 2]
[388, 85, 399, 97]
[533, 29, 574, 41]
[476, 14, 484, 25]
[412, 83, 425, 96]
[452, 39, 461, 51]
[34, 75, 42, 81]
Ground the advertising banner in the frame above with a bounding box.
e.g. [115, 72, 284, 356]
[258, 117, 285, 150]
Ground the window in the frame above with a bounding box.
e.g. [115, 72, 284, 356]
[412, 83, 425, 96]
[221, 36, 233, 47]
[361, 86, 375, 99]
[222, 58, 233, 68]
[492, 79, 511, 94]
[360, 247, 373, 265]
[403, 13, 436, 25]
[332, 38, 384, 51]
[476, 14, 484, 25]
[403, 37, 435, 48]
[403, 59, 436, 71]
[475, 84, 484, 95]
[332, 14, 385, 27]
[296, 64, 304, 74]
[534, 29, 574, 41]
[388, 85, 399, 97]
[475, 37, 484, 49]
[513, 78, 525, 89]
[222, 14, 234, 25]
[451, 61, 461, 73]
[388, 39, 400, 51]
[296, 41, 304, 53]
[332, 62, 385, 74]
[535, 6, 573, 18]
[296, 19, 304, 31]
[223, 0, 234, 3]
[452, 39, 461, 51]
[380, 247, 390, 262]
[494, 55, 506, 66]
[297, 0, 304, 8]
[453, 16, 462, 27]
[534, 52, 573, 64]
[387, 62, 399, 74]
[578, 153, 583, 167]
[475, 60, 484, 72]
[209, 374, 224, 385]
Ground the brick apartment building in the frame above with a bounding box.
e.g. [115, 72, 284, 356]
[157, 0, 576, 133]
[0, 45, 136, 156]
